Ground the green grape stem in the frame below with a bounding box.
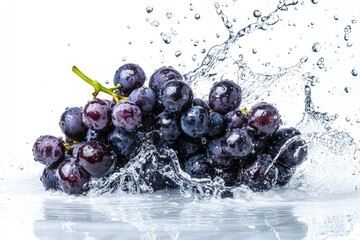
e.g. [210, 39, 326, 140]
[72, 66, 127, 102]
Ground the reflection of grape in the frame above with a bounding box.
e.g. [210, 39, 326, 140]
[208, 80, 242, 114]
[32, 135, 65, 167]
[247, 102, 281, 137]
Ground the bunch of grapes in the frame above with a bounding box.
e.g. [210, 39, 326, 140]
[32, 63, 308, 195]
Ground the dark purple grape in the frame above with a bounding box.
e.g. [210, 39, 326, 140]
[215, 168, 239, 186]
[40, 166, 59, 190]
[206, 138, 236, 168]
[247, 102, 281, 137]
[57, 157, 90, 195]
[224, 110, 246, 129]
[207, 111, 226, 138]
[275, 163, 294, 187]
[32, 135, 65, 167]
[128, 86, 157, 114]
[208, 80, 242, 114]
[183, 154, 214, 179]
[180, 106, 211, 138]
[59, 107, 88, 141]
[82, 98, 112, 131]
[192, 98, 210, 110]
[85, 129, 110, 143]
[238, 154, 278, 192]
[172, 136, 205, 165]
[139, 113, 156, 132]
[112, 101, 142, 132]
[108, 128, 140, 158]
[155, 111, 182, 142]
[149, 66, 183, 94]
[267, 128, 308, 168]
[158, 80, 193, 114]
[222, 128, 254, 160]
[77, 140, 117, 178]
[113, 63, 146, 96]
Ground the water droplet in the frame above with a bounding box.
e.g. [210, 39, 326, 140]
[122, 57, 126, 61]
[347, 42, 353, 47]
[146, 6, 153, 13]
[161, 32, 171, 44]
[18, 165, 24, 170]
[351, 68, 358, 76]
[312, 42, 321, 52]
[317, 57, 325, 69]
[128, 41, 132, 45]
[175, 51, 182, 57]
[252, 48, 257, 54]
[166, 12, 172, 19]
[351, 19, 357, 24]
[194, 40, 199, 47]
[105, 80, 109, 84]
[300, 56, 308, 63]
[150, 40, 153, 44]
[201, 48, 206, 54]
[253, 10, 262, 18]
[216, 33, 220, 38]
[334, 15, 339, 20]
[171, 28, 177, 35]
[192, 54, 197, 61]
[233, 18, 237, 22]
[190, 3, 194, 11]
[345, 117, 351, 122]
[344, 87, 351, 93]
[127, 25, 131, 29]
[311, 0, 319, 4]
[151, 21, 160, 27]
[195, 14, 201, 20]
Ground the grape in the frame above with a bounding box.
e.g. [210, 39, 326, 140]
[86, 129, 110, 143]
[192, 98, 210, 110]
[247, 102, 281, 137]
[172, 136, 205, 165]
[158, 80, 193, 114]
[82, 98, 112, 131]
[238, 154, 278, 192]
[222, 128, 254, 160]
[183, 154, 214, 179]
[32, 135, 65, 167]
[208, 80, 242, 114]
[224, 110, 246, 129]
[207, 111, 226, 138]
[155, 111, 182, 142]
[113, 63, 146, 96]
[180, 106, 211, 138]
[128, 86, 157, 114]
[138, 113, 156, 132]
[112, 101, 142, 132]
[77, 140, 117, 178]
[275, 163, 294, 187]
[59, 107, 88, 141]
[108, 128, 140, 158]
[149, 66, 183, 94]
[40, 166, 59, 190]
[267, 128, 308, 168]
[206, 138, 236, 168]
[57, 157, 90, 195]
[215, 168, 239, 186]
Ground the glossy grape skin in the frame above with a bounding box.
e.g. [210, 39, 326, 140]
[207, 111, 226, 138]
[247, 102, 281, 137]
[158, 80, 193, 114]
[57, 157, 90, 195]
[222, 128, 254, 160]
[85, 129, 110, 143]
[108, 128, 140, 158]
[275, 163, 294, 187]
[183, 154, 214, 179]
[128, 86, 157, 114]
[113, 63, 146, 96]
[112, 101, 142, 132]
[77, 140, 117, 178]
[59, 107, 88, 141]
[32, 135, 65, 167]
[224, 110, 246, 129]
[206, 138, 236, 168]
[238, 154, 278, 192]
[172, 136, 205, 166]
[40, 166, 59, 190]
[192, 98, 210, 110]
[155, 111, 182, 142]
[82, 98, 112, 131]
[208, 80, 242, 114]
[180, 106, 211, 138]
[267, 128, 308, 168]
[149, 66, 183, 94]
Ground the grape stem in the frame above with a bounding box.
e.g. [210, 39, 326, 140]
[72, 66, 127, 102]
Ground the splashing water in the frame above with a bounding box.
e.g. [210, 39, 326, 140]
[89, 0, 360, 200]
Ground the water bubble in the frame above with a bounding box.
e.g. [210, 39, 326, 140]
[195, 14, 201, 20]
[151, 21, 160, 27]
[146, 6, 153, 13]
[312, 42, 321, 52]
[161, 32, 171, 44]
[252, 48, 257, 54]
[166, 12, 172, 19]
[334, 15, 339, 20]
[175, 51, 182, 57]
[253, 10, 262, 18]
[351, 68, 358, 76]
[344, 25, 352, 41]
[344, 87, 351, 93]
[311, 0, 319, 4]
[128, 41, 132, 45]
[150, 40, 153, 44]
[127, 25, 131, 29]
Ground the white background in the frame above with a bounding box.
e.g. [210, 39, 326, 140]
[0, 0, 359, 176]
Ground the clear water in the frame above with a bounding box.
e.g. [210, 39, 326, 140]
[1, 0, 360, 239]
